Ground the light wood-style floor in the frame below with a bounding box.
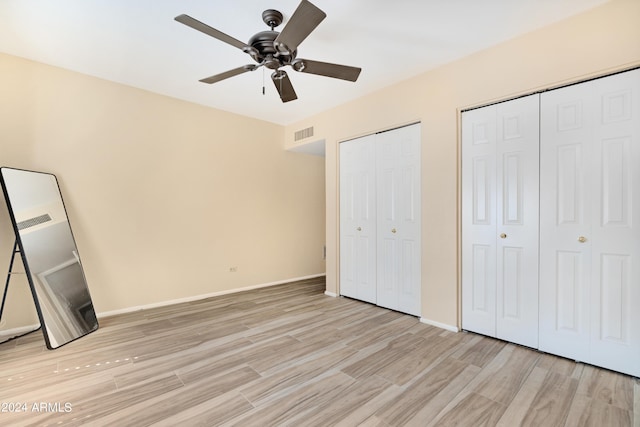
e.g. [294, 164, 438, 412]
[1, 277, 638, 426]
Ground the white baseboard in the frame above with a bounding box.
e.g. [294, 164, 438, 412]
[97, 273, 326, 319]
[0, 323, 40, 340]
[420, 317, 459, 333]
[324, 291, 338, 297]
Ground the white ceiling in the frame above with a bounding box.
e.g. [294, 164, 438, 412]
[0, 0, 608, 125]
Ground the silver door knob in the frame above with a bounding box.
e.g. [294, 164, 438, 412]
[357, 227, 362, 231]
[578, 236, 586, 243]
[391, 228, 397, 233]
[500, 233, 507, 239]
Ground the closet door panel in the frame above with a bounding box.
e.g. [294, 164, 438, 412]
[376, 131, 400, 311]
[589, 69, 640, 376]
[495, 95, 539, 348]
[540, 83, 593, 360]
[462, 105, 498, 336]
[376, 124, 421, 316]
[396, 124, 421, 316]
[541, 69, 640, 375]
[339, 135, 377, 304]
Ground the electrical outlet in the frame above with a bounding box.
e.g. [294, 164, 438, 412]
[229, 267, 238, 272]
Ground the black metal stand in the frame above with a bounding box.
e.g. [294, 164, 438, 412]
[0, 239, 40, 343]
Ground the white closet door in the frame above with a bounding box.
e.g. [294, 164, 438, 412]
[339, 135, 377, 304]
[540, 82, 595, 360]
[540, 69, 640, 376]
[588, 70, 640, 376]
[462, 105, 498, 337]
[495, 95, 540, 348]
[376, 124, 421, 316]
[462, 95, 539, 347]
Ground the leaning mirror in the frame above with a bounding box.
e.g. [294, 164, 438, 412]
[0, 167, 98, 349]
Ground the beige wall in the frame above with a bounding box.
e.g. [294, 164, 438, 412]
[0, 54, 326, 330]
[284, 0, 640, 328]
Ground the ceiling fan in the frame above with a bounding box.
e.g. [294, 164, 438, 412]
[175, 0, 362, 103]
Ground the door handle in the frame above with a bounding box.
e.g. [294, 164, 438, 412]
[578, 236, 587, 243]
[391, 228, 397, 233]
[500, 233, 507, 239]
[357, 227, 362, 231]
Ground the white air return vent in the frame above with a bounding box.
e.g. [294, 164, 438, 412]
[17, 213, 52, 230]
[294, 126, 314, 142]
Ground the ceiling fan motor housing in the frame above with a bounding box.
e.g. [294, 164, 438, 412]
[248, 28, 296, 69]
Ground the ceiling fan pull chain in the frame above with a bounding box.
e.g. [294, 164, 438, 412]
[262, 67, 265, 95]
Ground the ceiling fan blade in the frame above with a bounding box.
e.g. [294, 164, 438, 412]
[271, 70, 297, 103]
[200, 65, 259, 84]
[175, 14, 248, 51]
[274, 0, 326, 55]
[292, 59, 361, 82]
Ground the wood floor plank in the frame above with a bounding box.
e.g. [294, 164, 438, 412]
[333, 384, 404, 427]
[223, 371, 356, 426]
[533, 352, 583, 379]
[375, 357, 471, 425]
[576, 364, 635, 411]
[239, 345, 357, 407]
[429, 392, 507, 427]
[376, 334, 463, 386]
[0, 277, 636, 426]
[633, 378, 640, 427]
[29, 373, 185, 427]
[113, 340, 242, 389]
[357, 415, 393, 427]
[635, 379, 640, 427]
[97, 366, 261, 427]
[519, 370, 578, 426]
[451, 334, 507, 368]
[341, 334, 426, 380]
[564, 392, 633, 427]
[152, 391, 254, 427]
[296, 375, 392, 427]
[495, 366, 548, 427]
[344, 315, 419, 350]
[396, 364, 482, 427]
[472, 344, 541, 405]
[245, 337, 332, 374]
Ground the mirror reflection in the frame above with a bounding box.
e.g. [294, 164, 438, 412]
[0, 167, 98, 348]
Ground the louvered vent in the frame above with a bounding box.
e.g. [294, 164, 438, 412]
[17, 214, 52, 230]
[294, 126, 314, 142]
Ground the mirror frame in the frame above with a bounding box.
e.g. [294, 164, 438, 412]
[0, 167, 98, 349]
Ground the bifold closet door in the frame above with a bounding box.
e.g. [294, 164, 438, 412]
[539, 69, 640, 377]
[462, 94, 540, 348]
[339, 134, 377, 304]
[339, 124, 422, 316]
[462, 105, 497, 337]
[376, 124, 421, 316]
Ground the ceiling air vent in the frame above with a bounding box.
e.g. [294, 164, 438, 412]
[17, 213, 52, 230]
[294, 126, 314, 142]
